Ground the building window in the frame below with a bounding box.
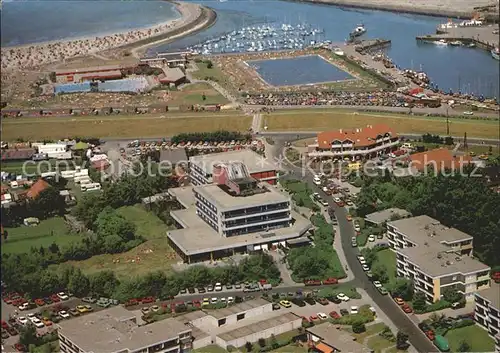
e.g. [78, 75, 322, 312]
[237, 313, 245, 321]
[218, 318, 226, 326]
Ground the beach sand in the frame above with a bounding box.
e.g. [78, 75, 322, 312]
[0, 2, 204, 71]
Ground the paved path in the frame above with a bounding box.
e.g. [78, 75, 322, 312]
[251, 113, 262, 133]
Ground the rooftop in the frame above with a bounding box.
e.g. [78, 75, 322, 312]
[194, 182, 289, 211]
[307, 322, 372, 353]
[0, 148, 35, 161]
[388, 215, 473, 246]
[364, 208, 411, 225]
[26, 179, 51, 199]
[159, 67, 186, 82]
[204, 298, 270, 319]
[54, 64, 130, 75]
[57, 306, 191, 353]
[217, 312, 300, 342]
[409, 148, 472, 171]
[168, 207, 311, 255]
[475, 283, 500, 309]
[189, 149, 276, 177]
[316, 124, 396, 149]
[175, 310, 208, 324]
[399, 244, 490, 277]
[159, 148, 188, 164]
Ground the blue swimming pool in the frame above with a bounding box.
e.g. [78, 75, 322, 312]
[54, 77, 149, 94]
[54, 82, 91, 94]
[247, 55, 354, 86]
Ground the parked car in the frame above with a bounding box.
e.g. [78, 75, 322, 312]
[337, 293, 350, 302]
[329, 311, 340, 319]
[58, 311, 70, 319]
[82, 297, 96, 303]
[340, 309, 349, 316]
[362, 264, 370, 271]
[206, 285, 214, 292]
[394, 297, 405, 305]
[279, 300, 292, 308]
[304, 297, 316, 305]
[197, 287, 206, 294]
[272, 303, 281, 310]
[68, 308, 80, 316]
[350, 306, 359, 314]
[373, 281, 382, 288]
[327, 296, 342, 304]
[214, 283, 223, 291]
[368, 235, 376, 242]
[402, 304, 413, 313]
[317, 298, 329, 306]
[317, 312, 328, 320]
[17, 317, 28, 326]
[377, 286, 389, 295]
[291, 298, 306, 307]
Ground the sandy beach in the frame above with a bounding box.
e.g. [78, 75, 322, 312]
[0, 1, 205, 70]
[289, 0, 498, 17]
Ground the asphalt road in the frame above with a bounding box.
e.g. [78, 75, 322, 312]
[280, 146, 439, 352]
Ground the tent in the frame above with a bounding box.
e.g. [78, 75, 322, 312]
[72, 141, 89, 151]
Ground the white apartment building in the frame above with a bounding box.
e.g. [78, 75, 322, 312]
[474, 284, 500, 352]
[34, 143, 68, 158]
[57, 306, 192, 353]
[388, 216, 490, 303]
[307, 124, 400, 160]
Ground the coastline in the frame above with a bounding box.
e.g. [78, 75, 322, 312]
[0, 1, 215, 70]
[286, 0, 492, 18]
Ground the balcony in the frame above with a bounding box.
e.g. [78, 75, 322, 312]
[308, 140, 399, 157]
[223, 214, 291, 231]
[477, 274, 491, 282]
[223, 206, 290, 221]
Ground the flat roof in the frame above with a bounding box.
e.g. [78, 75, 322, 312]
[476, 283, 500, 310]
[388, 215, 473, 246]
[57, 306, 190, 353]
[194, 183, 289, 211]
[365, 208, 411, 225]
[217, 312, 300, 342]
[168, 208, 311, 255]
[74, 70, 122, 79]
[204, 298, 270, 319]
[161, 67, 186, 82]
[399, 245, 490, 278]
[307, 323, 372, 353]
[175, 310, 208, 324]
[189, 149, 276, 176]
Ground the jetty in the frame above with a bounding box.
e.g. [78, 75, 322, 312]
[416, 24, 499, 52]
[353, 39, 391, 54]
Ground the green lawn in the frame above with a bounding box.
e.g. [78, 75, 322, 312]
[349, 322, 388, 342]
[272, 344, 308, 353]
[281, 179, 315, 209]
[445, 325, 495, 352]
[116, 205, 171, 240]
[0, 159, 73, 175]
[192, 345, 228, 353]
[366, 335, 395, 352]
[2, 217, 81, 254]
[318, 285, 361, 299]
[374, 249, 397, 284]
[192, 61, 229, 84]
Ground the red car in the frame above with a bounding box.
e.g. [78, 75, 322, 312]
[491, 272, 500, 283]
[14, 343, 26, 352]
[193, 300, 201, 308]
[317, 298, 329, 306]
[402, 304, 413, 314]
[309, 315, 319, 322]
[124, 299, 139, 307]
[322, 278, 338, 285]
[50, 294, 60, 303]
[329, 311, 340, 319]
[3, 297, 13, 304]
[425, 330, 435, 341]
[34, 298, 45, 306]
[1, 320, 9, 329]
[141, 297, 155, 304]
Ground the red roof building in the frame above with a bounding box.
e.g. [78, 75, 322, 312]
[409, 148, 472, 172]
[26, 179, 51, 199]
[308, 124, 400, 160]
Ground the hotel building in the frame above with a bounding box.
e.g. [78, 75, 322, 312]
[167, 162, 311, 263]
[387, 216, 490, 303]
[307, 124, 399, 160]
[474, 284, 500, 352]
[57, 306, 192, 353]
[189, 149, 278, 186]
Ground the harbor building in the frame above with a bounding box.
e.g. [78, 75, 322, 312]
[388, 216, 490, 302]
[167, 162, 311, 263]
[307, 124, 399, 160]
[57, 306, 193, 353]
[474, 284, 500, 352]
[189, 149, 278, 186]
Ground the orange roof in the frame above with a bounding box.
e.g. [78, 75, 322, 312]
[315, 342, 334, 353]
[317, 124, 397, 149]
[410, 148, 472, 171]
[26, 179, 51, 199]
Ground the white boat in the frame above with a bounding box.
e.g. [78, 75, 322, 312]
[350, 24, 366, 37]
[434, 39, 448, 46]
[492, 47, 500, 60]
[449, 41, 463, 46]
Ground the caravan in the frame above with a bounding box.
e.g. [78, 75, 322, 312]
[74, 175, 91, 184]
[81, 183, 101, 192]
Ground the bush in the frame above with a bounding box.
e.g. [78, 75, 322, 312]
[452, 318, 475, 329]
[379, 325, 396, 342]
[352, 321, 366, 333]
[415, 299, 450, 314]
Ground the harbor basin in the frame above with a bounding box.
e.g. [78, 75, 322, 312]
[247, 55, 354, 87]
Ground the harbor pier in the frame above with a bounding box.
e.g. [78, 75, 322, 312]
[353, 39, 391, 54]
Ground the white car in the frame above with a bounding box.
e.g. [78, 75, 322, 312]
[373, 281, 382, 288]
[214, 283, 222, 291]
[357, 256, 366, 265]
[227, 296, 234, 304]
[18, 317, 28, 325]
[57, 292, 69, 300]
[337, 293, 350, 302]
[463, 111, 474, 115]
[334, 197, 341, 203]
[31, 318, 44, 328]
[27, 313, 36, 321]
[18, 302, 29, 311]
[388, 153, 396, 158]
[321, 200, 329, 207]
[362, 264, 370, 272]
[368, 235, 376, 242]
[58, 311, 70, 319]
[220, 297, 227, 303]
[350, 306, 359, 314]
[210, 297, 218, 304]
[369, 306, 377, 315]
[313, 177, 321, 185]
[354, 224, 361, 232]
[318, 312, 328, 320]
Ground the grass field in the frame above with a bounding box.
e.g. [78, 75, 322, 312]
[373, 249, 397, 284]
[2, 217, 81, 254]
[445, 325, 495, 352]
[2, 112, 251, 141]
[262, 110, 498, 138]
[193, 345, 228, 353]
[192, 61, 230, 84]
[52, 205, 179, 279]
[168, 83, 229, 107]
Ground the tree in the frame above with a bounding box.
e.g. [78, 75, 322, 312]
[390, 278, 414, 301]
[258, 338, 266, 347]
[206, 60, 213, 69]
[444, 136, 454, 145]
[270, 334, 279, 349]
[458, 340, 470, 352]
[352, 321, 366, 333]
[442, 287, 463, 303]
[19, 324, 41, 347]
[371, 262, 389, 283]
[28, 187, 66, 219]
[89, 271, 119, 297]
[202, 94, 206, 101]
[396, 331, 410, 350]
[68, 268, 90, 297]
[412, 292, 427, 312]
[245, 342, 253, 352]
